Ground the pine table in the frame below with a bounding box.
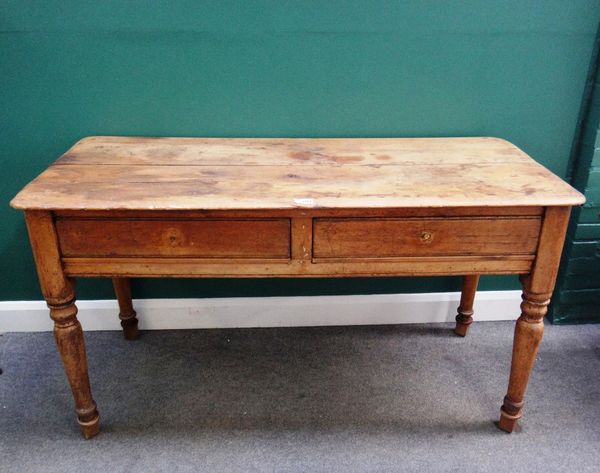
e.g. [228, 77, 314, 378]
[11, 136, 584, 438]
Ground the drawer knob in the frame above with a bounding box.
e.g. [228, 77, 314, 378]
[420, 230, 433, 243]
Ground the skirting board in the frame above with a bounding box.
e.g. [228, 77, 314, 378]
[0, 291, 521, 332]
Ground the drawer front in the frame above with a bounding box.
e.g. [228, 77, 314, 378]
[56, 218, 291, 258]
[313, 217, 541, 259]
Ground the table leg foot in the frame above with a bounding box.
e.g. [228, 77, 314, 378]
[121, 317, 139, 340]
[498, 407, 521, 433]
[454, 318, 471, 337]
[78, 410, 101, 439]
[498, 395, 524, 433]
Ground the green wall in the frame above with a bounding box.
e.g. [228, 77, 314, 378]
[2, 1, 599, 301]
[550, 43, 600, 324]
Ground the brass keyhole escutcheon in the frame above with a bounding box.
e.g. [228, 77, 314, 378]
[420, 230, 433, 243]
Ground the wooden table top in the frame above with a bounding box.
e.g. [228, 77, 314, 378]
[11, 136, 584, 210]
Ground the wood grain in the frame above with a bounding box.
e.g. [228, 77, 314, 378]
[313, 217, 541, 258]
[56, 218, 291, 258]
[498, 207, 572, 433]
[112, 277, 138, 340]
[24, 210, 100, 439]
[61, 255, 534, 278]
[53, 207, 545, 218]
[51, 136, 557, 166]
[10, 137, 584, 210]
[455, 275, 480, 337]
[12, 138, 584, 437]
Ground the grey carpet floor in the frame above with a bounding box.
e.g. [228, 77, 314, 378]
[0, 321, 599, 473]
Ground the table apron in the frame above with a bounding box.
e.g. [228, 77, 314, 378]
[60, 255, 534, 278]
[53, 211, 543, 277]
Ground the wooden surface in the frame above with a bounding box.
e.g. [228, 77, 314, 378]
[454, 275, 480, 337]
[313, 217, 541, 258]
[24, 210, 100, 438]
[498, 207, 572, 433]
[11, 137, 584, 438]
[10, 136, 584, 210]
[56, 218, 291, 258]
[112, 278, 139, 340]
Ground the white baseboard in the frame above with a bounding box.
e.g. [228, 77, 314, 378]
[0, 291, 521, 332]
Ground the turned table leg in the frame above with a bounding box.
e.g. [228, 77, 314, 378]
[49, 296, 100, 438]
[455, 275, 480, 337]
[25, 210, 100, 438]
[498, 275, 548, 432]
[497, 207, 571, 433]
[112, 277, 139, 340]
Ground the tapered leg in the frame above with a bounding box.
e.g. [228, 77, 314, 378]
[455, 275, 480, 337]
[50, 296, 100, 438]
[112, 278, 139, 340]
[497, 206, 571, 433]
[25, 210, 100, 439]
[498, 276, 548, 432]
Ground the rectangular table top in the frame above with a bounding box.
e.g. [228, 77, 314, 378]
[11, 136, 584, 211]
